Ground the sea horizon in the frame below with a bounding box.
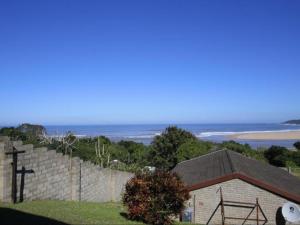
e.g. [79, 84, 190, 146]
[41, 123, 299, 148]
[1, 123, 299, 148]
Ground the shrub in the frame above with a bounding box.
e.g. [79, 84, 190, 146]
[177, 139, 212, 162]
[220, 140, 252, 154]
[264, 145, 288, 167]
[0, 127, 27, 141]
[123, 171, 190, 225]
[294, 141, 300, 151]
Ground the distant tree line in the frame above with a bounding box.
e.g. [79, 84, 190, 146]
[283, 119, 300, 125]
[1, 124, 300, 172]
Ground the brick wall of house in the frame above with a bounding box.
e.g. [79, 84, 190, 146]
[188, 179, 300, 225]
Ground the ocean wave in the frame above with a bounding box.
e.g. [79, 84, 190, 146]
[196, 132, 237, 138]
[197, 129, 300, 138]
[48, 134, 87, 138]
[126, 132, 162, 139]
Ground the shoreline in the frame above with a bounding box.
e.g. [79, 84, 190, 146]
[228, 130, 300, 140]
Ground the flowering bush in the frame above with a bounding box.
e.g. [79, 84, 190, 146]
[123, 171, 190, 225]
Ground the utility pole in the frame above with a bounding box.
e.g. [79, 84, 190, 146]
[5, 147, 33, 203]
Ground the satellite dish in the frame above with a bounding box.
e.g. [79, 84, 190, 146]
[282, 202, 300, 223]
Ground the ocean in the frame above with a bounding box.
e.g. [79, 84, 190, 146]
[44, 124, 300, 148]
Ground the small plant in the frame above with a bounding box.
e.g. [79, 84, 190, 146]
[123, 170, 190, 225]
[95, 137, 110, 167]
[57, 131, 77, 155]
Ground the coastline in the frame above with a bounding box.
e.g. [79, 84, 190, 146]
[41, 124, 300, 148]
[228, 130, 300, 140]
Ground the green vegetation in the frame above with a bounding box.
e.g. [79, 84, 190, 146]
[123, 171, 190, 225]
[294, 141, 300, 150]
[283, 119, 300, 125]
[72, 138, 151, 172]
[263, 145, 300, 168]
[0, 127, 27, 140]
[149, 126, 197, 170]
[290, 167, 300, 178]
[0, 201, 190, 225]
[264, 146, 288, 167]
[177, 139, 212, 162]
[0, 201, 143, 225]
[0, 124, 47, 147]
[219, 141, 266, 161]
[2, 124, 300, 173]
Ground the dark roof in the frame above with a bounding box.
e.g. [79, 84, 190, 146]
[173, 150, 300, 203]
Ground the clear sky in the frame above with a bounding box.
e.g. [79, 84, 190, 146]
[1, 0, 300, 125]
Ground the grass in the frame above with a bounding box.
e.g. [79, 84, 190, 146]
[291, 167, 300, 178]
[0, 201, 190, 225]
[0, 201, 143, 225]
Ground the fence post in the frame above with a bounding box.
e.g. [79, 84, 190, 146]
[193, 195, 196, 224]
[256, 198, 259, 225]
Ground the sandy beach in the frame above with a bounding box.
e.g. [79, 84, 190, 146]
[228, 130, 300, 140]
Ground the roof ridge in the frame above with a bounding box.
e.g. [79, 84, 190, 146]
[227, 149, 292, 174]
[225, 150, 236, 173]
[176, 149, 227, 166]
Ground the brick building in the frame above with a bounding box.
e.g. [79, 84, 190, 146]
[173, 150, 300, 225]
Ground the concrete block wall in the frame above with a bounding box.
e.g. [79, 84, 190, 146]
[0, 138, 134, 203]
[0, 137, 13, 202]
[0, 140, 6, 201]
[189, 179, 300, 225]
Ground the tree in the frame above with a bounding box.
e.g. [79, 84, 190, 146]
[118, 140, 148, 165]
[149, 126, 197, 170]
[220, 141, 252, 154]
[219, 141, 266, 161]
[264, 146, 288, 167]
[0, 127, 27, 141]
[177, 139, 212, 162]
[290, 151, 300, 167]
[294, 141, 300, 151]
[123, 171, 190, 225]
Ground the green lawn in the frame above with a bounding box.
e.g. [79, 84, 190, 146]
[0, 201, 189, 225]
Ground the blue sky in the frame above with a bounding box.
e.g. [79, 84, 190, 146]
[0, 0, 300, 125]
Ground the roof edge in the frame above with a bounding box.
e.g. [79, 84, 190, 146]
[187, 172, 300, 204]
[175, 149, 228, 166]
[225, 150, 235, 173]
